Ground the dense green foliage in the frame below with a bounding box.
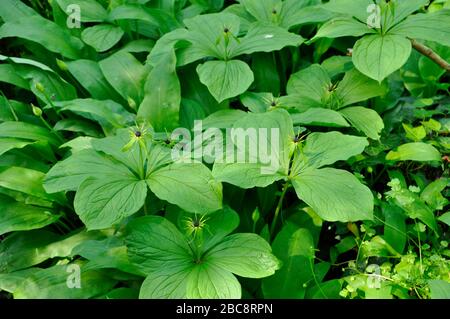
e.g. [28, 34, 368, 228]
[0, 0, 449, 299]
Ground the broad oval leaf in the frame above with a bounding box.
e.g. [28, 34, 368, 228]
[74, 177, 147, 230]
[137, 50, 180, 132]
[0, 16, 83, 59]
[14, 264, 116, 299]
[292, 168, 374, 222]
[0, 194, 59, 236]
[44, 149, 133, 193]
[99, 51, 148, 105]
[81, 24, 124, 52]
[212, 109, 294, 189]
[353, 34, 412, 82]
[125, 216, 193, 274]
[313, 16, 373, 40]
[390, 10, 450, 47]
[147, 163, 223, 214]
[335, 68, 386, 107]
[196, 60, 254, 103]
[291, 108, 350, 128]
[340, 106, 384, 140]
[66, 60, 124, 101]
[0, 121, 61, 147]
[56, 0, 108, 22]
[262, 225, 315, 298]
[186, 263, 242, 299]
[205, 233, 280, 278]
[229, 24, 304, 57]
[300, 131, 369, 169]
[386, 142, 442, 162]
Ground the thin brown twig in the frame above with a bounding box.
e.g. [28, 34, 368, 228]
[410, 39, 450, 72]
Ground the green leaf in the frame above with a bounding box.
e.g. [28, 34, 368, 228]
[300, 131, 369, 169]
[280, 1, 334, 29]
[212, 109, 294, 188]
[313, 17, 373, 40]
[206, 233, 280, 278]
[74, 177, 147, 230]
[14, 264, 116, 299]
[139, 261, 242, 299]
[229, 24, 304, 57]
[91, 130, 146, 177]
[66, 60, 124, 101]
[0, 269, 39, 293]
[0, 138, 34, 156]
[44, 149, 133, 193]
[240, 0, 282, 24]
[382, 203, 406, 254]
[191, 207, 240, 252]
[240, 92, 274, 113]
[184, 12, 241, 60]
[340, 106, 385, 140]
[125, 216, 193, 274]
[353, 34, 412, 82]
[99, 51, 148, 105]
[0, 121, 61, 147]
[81, 24, 124, 52]
[197, 60, 254, 103]
[287, 64, 331, 102]
[0, 194, 59, 235]
[428, 280, 450, 299]
[386, 142, 441, 162]
[72, 237, 142, 275]
[335, 68, 386, 107]
[321, 56, 354, 77]
[54, 118, 102, 138]
[0, 167, 61, 202]
[54, 99, 134, 130]
[108, 4, 181, 34]
[291, 108, 350, 128]
[147, 29, 190, 66]
[56, 0, 108, 22]
[0, 230, 105, 272]
[0, 0, 37, 22]
[390, 0, 430, 26]
[262, 225, 315, 298]
[202, 109, 247, 129]
[138, 264, 192, 298]
[0, 55, 54, 72]
[321, 0, 373, 22]
[0, 16, 83, 59]
[0, 64, 29, 89]
[306, 279, 342, 299]
[391, 10, 450, 47]
[438, 212, 450, 227]
[421, 178, 449, 211]
[147, 163, 222, 214]
[292, 168, 374, 222]
[186, 263, 242, 298]
[137, 50, 180, 131]
[402, 123, 426, 142]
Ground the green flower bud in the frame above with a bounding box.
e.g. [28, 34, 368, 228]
[31, 103, 42, 117]
[56, 59, 68, 71]
[127, 96, 137, 110]
[252, 208, 260, 223]
[35, 82, 45, 93]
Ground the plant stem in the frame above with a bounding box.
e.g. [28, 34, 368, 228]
[39, 115, 65, 143]
[410, 39, 450, 72]
[138, 143, 145, 180]
[0, 90, 18, 121]
[415, 220, 423, 276]
[270, 183, 289, 236]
